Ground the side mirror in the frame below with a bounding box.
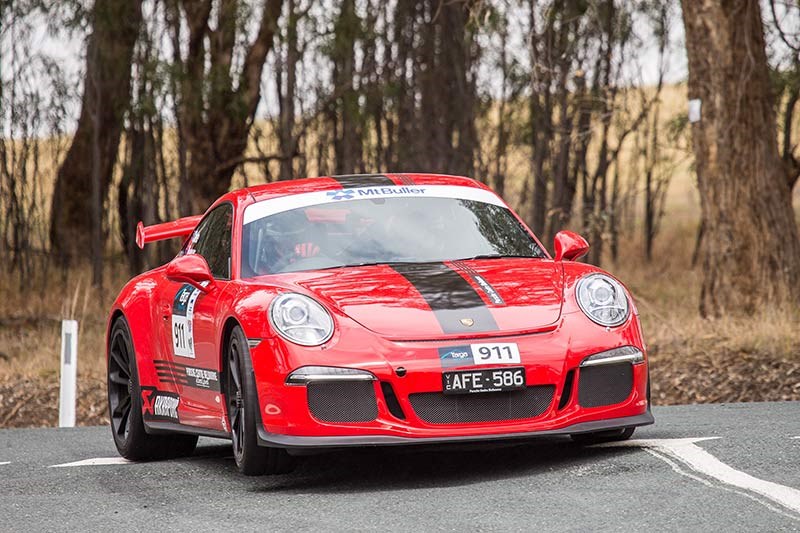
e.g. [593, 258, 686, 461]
[166, 254, 214, 292]
[553, 230, 589, 262]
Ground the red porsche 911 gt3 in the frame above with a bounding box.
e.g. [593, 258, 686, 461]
[107, 173, 652, 475]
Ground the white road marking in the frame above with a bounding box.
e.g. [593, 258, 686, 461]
[644, 448, 799, 521]
[0, 462, 10, 466]
[50, 457, 131, 468]
[599, 438, 800, 518]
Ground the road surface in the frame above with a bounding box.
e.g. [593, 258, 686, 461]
[1, 402, 798, 531]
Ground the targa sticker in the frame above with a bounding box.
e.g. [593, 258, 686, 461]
[439, 346, 474, 368]
[172, 284, 201, 358]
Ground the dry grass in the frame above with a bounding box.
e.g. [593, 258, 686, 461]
[0, 264, 128, 381]
[611, 218, 800, 405]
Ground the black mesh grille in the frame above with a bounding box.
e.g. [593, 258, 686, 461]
[409, 386, 555, 424]
[307, 381, 378, 422]
[578, 363, 633, 408]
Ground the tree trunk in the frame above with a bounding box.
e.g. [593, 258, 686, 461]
[276, 0, 299, 181]
[331, 0, 361, 175]
[170, 0, 283, 214]
[49, 0, 143, 264]
[682, 0, 800, 316]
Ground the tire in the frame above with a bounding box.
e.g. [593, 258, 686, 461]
[107, 317, 198, 460]
[570, 427, 635, 446]
[226, 325, 295, 476]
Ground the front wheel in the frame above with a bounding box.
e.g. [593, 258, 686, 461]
[570, 427, 635, 446]
[226, 325, 295, 476]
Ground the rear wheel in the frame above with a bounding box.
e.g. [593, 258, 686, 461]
[107, 317, 197, 460]
[570, 427, 635, 446]
[226, 325, 295, 476]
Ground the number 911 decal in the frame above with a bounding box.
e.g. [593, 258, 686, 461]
[438, 342, 521, 368]
[172, 284, 201, 358]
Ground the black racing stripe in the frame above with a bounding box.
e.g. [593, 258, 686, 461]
[331, 174, 394, 188]
[450, 260, 506, 306]
[392, 263, 499, 334]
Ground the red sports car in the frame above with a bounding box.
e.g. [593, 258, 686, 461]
[107, 173, 652, 475]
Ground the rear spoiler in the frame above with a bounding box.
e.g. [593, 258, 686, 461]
[135, 215, 203, 249]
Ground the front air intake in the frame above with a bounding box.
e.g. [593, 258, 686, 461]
[307, 381, 378, 423]
[578, 363, 633, 408]
[409, 386, 554, 424]
[380, 382, 406, 420]
[558, 369, 576, 410]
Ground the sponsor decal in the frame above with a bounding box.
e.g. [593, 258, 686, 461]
[242, 184, 506, 225]
[392, 262, 499, 334]
[326, 186, 427, 201]
[327, 189, 356, 201]
[184, 366, 219, 390]
[439, 345, 474, 367]
[154, 360, 220, 391]
[141, 387, 180, 422]
[172, 284, 201, 358]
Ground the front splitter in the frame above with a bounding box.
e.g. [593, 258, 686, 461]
[256, 410, 654, 449]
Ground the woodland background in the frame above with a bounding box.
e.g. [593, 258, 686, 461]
[1, 0, 800, 427]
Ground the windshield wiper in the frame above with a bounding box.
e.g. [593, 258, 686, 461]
[314, 260, 416, 271]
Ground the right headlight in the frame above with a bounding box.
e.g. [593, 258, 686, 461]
[576, 273, 630, 327]
[269, 293, 334, 346]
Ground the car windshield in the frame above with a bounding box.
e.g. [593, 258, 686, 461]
[241, 188, 545, 277]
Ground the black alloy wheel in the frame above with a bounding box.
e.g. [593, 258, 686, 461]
[226, 325, 295, 476]
[108, 322, 134, 442]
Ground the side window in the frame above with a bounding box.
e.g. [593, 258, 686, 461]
[187, 204, 233, 279]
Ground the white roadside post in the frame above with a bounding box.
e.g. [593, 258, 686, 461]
[59, 319, 79, 428]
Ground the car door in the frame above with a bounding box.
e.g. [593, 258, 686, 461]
[155, 204, 233, 431]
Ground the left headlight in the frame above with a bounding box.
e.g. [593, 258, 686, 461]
[576, 273, 630, 327]
[269, 293, 334, 346]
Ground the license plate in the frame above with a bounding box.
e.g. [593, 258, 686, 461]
[442, 367, 526, 395]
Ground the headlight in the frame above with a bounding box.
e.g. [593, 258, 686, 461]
[269, 293, 334, 346]
[576, 273, 630, 327]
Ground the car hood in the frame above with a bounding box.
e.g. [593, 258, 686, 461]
[281, 258, 564, 341]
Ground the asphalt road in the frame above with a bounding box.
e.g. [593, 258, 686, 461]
[1, 402, 799, 532]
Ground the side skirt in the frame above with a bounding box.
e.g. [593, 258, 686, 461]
[144, 419, 231, 440]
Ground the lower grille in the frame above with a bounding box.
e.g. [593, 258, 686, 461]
[578, 363, 633, 408]
[307, 381, 378, 423]
[409, 386, 555, 424]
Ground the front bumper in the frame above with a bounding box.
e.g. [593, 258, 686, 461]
[248, 312, 652, 448]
